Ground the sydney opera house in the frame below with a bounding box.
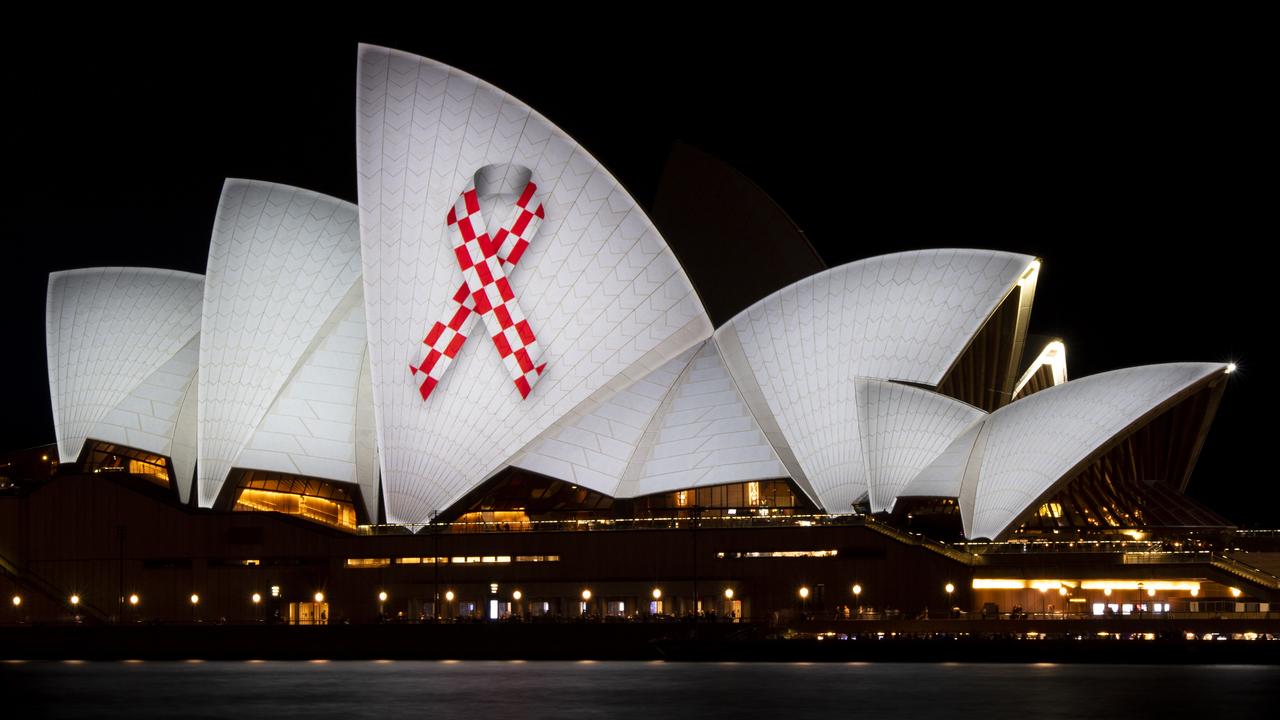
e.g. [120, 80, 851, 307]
[2, 46, 1273, 628]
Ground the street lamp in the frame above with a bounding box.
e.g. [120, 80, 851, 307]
[1230, 587, 1242, 598]
[129, 594, 139, 606]
[512, 590, 522, 601]
[251, 592, 262, 604]
[652, 588, 662, 600]
[191, 594, 200, 605]
[314, 592, 325, 603]
[70, 594, 80, 607]
[724, 588, 734, 600]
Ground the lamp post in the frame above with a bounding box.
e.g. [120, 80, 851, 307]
[512, 589, 522, 620]
[852, 584, 863, 617]
[799, 585, 810, 616]
[190, 593, 200, 623]
[378, 590, 388, 621]
[445, 590, 455, 621]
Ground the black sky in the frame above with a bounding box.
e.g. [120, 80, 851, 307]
[1, 26, 1268, 523]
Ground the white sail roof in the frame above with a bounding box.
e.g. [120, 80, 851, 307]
[855, 379, 985, 513]
[234, 286, 380, 514]
[511, 340, 786, 499]
[356, 46, 712, 523]
[46, 268, 204, 470]
[715, 249, 1035, 513]
[952, 362, 1228, 539]
[196, 180, 363, 507]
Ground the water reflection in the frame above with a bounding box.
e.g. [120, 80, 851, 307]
[0, 661, 1275, 719]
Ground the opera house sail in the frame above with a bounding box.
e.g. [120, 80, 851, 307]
[26, 46, 1247, 635]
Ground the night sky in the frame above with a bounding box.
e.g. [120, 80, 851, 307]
[1, 28, 1267, 523]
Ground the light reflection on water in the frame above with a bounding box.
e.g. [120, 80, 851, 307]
[1, 661, 1276, 719]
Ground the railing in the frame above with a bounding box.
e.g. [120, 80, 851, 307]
[0, 551, 109, 623]
[357, 512, 867, 536]
[861, 516, 982, 565]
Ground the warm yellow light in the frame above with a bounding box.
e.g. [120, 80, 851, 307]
[581, 589, 592, 601]
[129, 594, 139, 606]
[1104, 588, 1113, 597]
[190, 594, 200, 605]
[11, 595, 20, 607]
[512, 590, 522, 601]
[445, 590, 455, 602]
[314, 592, 325, 603]
[1017, 260, 1041, 288]
[1147, 588, 1156, 598]
[1225, 363, 1237, 374]
[652, 588, 662, 600]
[1230, 587, 1242, 598]
[1080, 581, 1199, 591]
[70, 595, 80, 606]
[1190, 588, 1199, 597]
[1058, 587, 1068, 596]
[378, 591, 388, 602]
[972, 579, 1024, 590]
[41, 454, 49, 462]
[799, 586, 810, 599]
[945, 583, 955, 595]
[1123, 530, 1146, 541]
[724, 588, 734, 600]
[251, 593, 262, 604]
[852, 584, 862, 596]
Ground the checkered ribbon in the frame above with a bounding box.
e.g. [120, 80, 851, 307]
[410, 180, 546, 400]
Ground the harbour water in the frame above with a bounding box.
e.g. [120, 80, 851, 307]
[2, 660, 1276, 718]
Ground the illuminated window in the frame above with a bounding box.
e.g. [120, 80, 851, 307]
[345, 558, 391, 568]
[514, 555, 560, 563]
[747, 481, 760, 507]
[1037, 502, 1064, 519]
[676, 491, 689, 507]
[717, 550, 839, 559]
[235, 488, 357, 530]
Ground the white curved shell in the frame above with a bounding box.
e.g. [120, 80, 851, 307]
[197, 180, 363, 507]
[234, 287, 379, 513]
[715, 249, 1034, 513]
[855, 379, 985, 513]
[966, 362, 1226, 539]
[46, 268, 204, 469]
[356, 46, 712, 523]
[512, 340, 786, 498]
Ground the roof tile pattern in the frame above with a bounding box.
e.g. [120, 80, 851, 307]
[717, 250, 1032, 513]
[46, 268, 204, 466]
[855, 378, 984, 513]
[967, 362, 1225, 539]
[197, 180, 362, 507]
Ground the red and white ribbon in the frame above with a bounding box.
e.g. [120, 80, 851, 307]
[410, 179, 546, 400]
